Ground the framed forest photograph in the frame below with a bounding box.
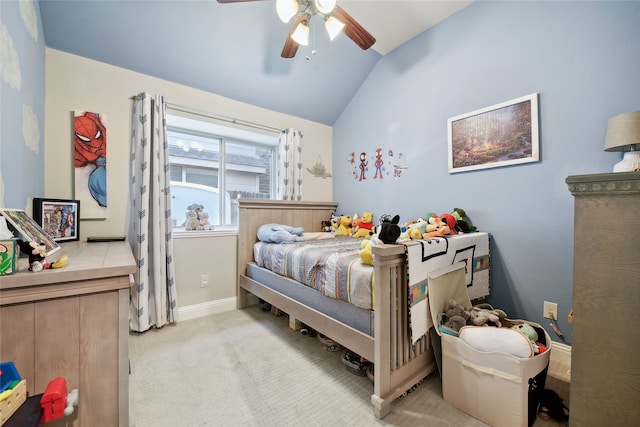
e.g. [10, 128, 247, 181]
[448, 93, 539, 173]
[33, 198, 80, 242]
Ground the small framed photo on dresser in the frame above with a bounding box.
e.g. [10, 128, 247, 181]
[33, 198, 80, 242]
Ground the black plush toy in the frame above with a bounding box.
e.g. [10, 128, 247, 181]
[377, 214, 401, 244]
[17, 239, 68, 272]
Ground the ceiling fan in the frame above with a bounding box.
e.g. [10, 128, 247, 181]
[217, 0, 376, 58]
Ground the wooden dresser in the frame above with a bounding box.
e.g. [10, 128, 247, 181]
[0, 241, 135, 427]
[566, 172, 640, 426]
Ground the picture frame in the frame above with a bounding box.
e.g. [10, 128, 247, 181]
[448, 93, 539, 173]
[0, 208, 60, 256]
[33, 198, 80, 243]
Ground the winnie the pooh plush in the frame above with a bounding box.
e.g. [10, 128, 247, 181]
[336, 215, 353, 236]
[353, 211, 375, 238]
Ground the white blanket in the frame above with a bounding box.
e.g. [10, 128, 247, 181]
[405, 232, 490, 344]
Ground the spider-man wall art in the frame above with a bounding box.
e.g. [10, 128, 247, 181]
[74, 111, 107, 217]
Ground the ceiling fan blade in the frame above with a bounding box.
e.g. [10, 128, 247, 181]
[281, 14, 305, 58]
[331, 5, 376, 51]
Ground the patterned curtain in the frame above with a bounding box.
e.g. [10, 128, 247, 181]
[129, 92, 178, 332]
[276, 128, 303, 200]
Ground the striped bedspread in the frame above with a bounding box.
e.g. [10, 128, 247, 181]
[254, 237, 374, 310]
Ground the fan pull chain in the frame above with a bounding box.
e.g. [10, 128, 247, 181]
[306, 16, 318, 60]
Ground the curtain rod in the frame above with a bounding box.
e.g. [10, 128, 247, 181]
[165, 102, 283, 135]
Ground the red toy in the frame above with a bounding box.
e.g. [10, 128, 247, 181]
[41, 377, 67, 423]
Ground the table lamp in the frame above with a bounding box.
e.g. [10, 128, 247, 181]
[604, 110, 640, 172]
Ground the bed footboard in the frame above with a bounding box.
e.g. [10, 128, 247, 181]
[371, 244, 436, 418]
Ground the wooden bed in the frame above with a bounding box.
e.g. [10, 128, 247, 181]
[237, 199, 436, 419]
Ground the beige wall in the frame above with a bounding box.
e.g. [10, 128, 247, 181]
[45, 49, 333, 306]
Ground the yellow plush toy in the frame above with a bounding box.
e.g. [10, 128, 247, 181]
[399, 217, 428, 241]
[336, 215, 353, 236]
[353, 211, 375, 238]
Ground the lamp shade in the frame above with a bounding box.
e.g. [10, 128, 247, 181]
[604, 110, 640, 152]
[313, 0, 336, 15]
[324, 16, 344, 40]
[291, 20, 310, 46]
[276, 0, 299, 23]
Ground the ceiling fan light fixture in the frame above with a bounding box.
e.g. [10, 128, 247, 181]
[313, 0, 336, 15]
[291, 20, 310, 46]
[276, 0, 299, 23]
[324, 15, 344, 40]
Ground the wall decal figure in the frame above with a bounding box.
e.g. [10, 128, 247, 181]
[373, 147, 384, 179]
[358, 152, 368, 181]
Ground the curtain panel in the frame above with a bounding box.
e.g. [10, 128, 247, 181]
[277, 128, 303, 200]
[129, 92, 178, 332]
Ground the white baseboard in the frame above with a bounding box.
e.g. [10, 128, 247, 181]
[178, 297, 237, 321]
[549, 341, 571, 383]
[550, 341, 571, 366]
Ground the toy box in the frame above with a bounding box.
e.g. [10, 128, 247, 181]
[428, 263, 550, 427]
[0, 239, 18, 276]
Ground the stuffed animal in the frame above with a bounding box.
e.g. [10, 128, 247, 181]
[359, 214, 400, 264]
[197, 211, 212, 231]
[451, 207, 477, 233]
[422, 214, 451, 239]
[399, 218, 428, 241]
[330, 213, 340, 233]
[359, 237, 377, 265]
[469, 304, 508, 327]
[336, 215, 353, 236]
[257, 223, 305, 244]
[439, 299, 471, 333]
[377, 214, 401, 244]
[439, 214, 457, 235]
[183, 210, 200, 231]
[353, 211, 375, 238]
[17, 240, 68, 272]
[187, 203, 204, 219]
[513, 323, 538, 343]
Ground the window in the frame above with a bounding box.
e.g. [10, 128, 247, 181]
[167, 113, 278, 228]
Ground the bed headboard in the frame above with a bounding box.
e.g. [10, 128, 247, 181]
[237, 199, 338, 296]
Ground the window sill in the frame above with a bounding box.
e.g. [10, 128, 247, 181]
[173, 228, 238, 239]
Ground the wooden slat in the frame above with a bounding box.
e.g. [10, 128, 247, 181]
[80, 292, 119, 426]
[35, 297, 80, 427]
[0, 303, 35, 395]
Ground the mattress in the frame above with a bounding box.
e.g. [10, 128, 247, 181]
[253, 237, 374, 310]
[245, 263, 375, 336]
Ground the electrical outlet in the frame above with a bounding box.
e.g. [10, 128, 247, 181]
[200, 274, 209, 288]
[543, 301, 558, 320]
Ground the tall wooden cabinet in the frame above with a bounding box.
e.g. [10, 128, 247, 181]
[0, 241, 135, 427]
[566, 172, 640, 426]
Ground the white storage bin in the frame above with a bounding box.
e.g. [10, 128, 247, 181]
[428, 263, 550, 427]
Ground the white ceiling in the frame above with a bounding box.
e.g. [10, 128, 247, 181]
[339, 0, 473, 55]
[38, 0, 474, 125]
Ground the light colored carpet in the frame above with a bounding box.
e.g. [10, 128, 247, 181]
[129, 306, 568, 427]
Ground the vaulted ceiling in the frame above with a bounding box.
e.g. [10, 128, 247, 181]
[38, 0, 472, 125]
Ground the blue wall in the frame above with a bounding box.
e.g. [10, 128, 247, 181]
[0, 0, 46, 210]
[333, 1, 640, 344]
